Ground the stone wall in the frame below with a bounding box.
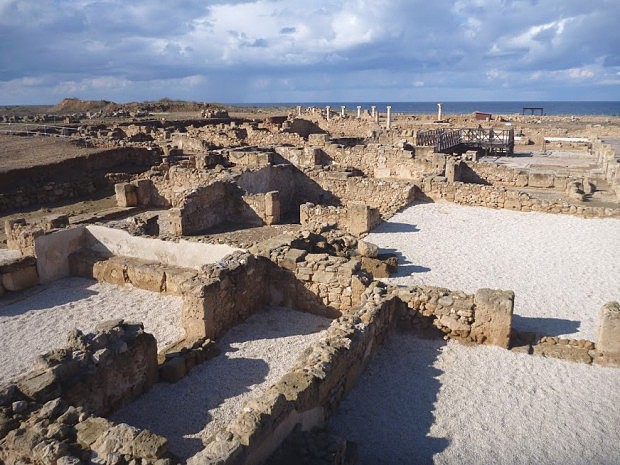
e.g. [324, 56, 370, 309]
[393, 285, 514, 347]
[299, 202, 381, 236]
[0, 321, 171, 465]
[420, 177, 620, 218]
[592, 138, 620, 197]
[189, 278, 517, 464]
[0, 255, 38, 294]
[191, 292, 401, 465]
[306, 169, 417, 218]
[237, 165, 299, 217]
[459, 161, 581, 192]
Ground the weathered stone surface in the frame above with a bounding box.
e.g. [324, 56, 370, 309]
[17, 369, 60, 403]
[0, 261, 39, 291]
[532, 344, 592, 364]
[115, 182, 138, 207]
[360, 257, 390, 279]
[357, 240, 379, 258]
[470, 288, 514, 348]
[76, 417, 113, 448]
[133, 429, 169, 459]
[595, 301, 620, 367]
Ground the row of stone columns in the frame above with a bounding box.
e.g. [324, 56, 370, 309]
[300, 104, 393, 129]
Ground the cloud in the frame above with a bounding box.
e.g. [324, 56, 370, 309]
[0, 0, 619, 103]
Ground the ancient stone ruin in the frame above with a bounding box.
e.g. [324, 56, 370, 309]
[0, 103, 618, 464]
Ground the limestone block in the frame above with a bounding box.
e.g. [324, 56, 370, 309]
[133, 179, 153, 206]
[279, 248, 307, 271]
[470, 289, 514, 348]
[357, 240, 379, 258]
[308, 133, 329, 146]
[125, 261, 166, 293]
[115, 183, 138, 207]
[360, 257, 390, 279]
[347, 203, 380, 236]
[374, 167, 391, 178]
[582, 177, 595, 194]
[552, 175, 569, 191]
[133, 429, 169, 459]
[532, 344, 592, 364]
[515, 174, 528, 187]
[528, 173, 554, 188]
[17, 369, 60, 403]
[265, 191, 280, 225]
[97, 258, 127, 286]
[0, 259, 39, 291]
[597, 302, 620, 360]
[75, 417, 113, 448]
[503, 198, 521, 211]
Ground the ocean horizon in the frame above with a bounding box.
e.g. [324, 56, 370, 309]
[235, 101, 620, 116]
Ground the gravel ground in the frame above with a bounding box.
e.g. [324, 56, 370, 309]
[367, 201, 620, 340]
[329, 202, 620, 464]
[110, 306, 331, 460]
[0, 277, 184, 385]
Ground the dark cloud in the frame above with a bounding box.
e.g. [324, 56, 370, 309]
[0, 0, 618, 104]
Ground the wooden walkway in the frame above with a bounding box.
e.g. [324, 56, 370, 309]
[417, 127, 514, 156]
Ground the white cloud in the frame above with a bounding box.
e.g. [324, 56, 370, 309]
[0, 0, 619, 103]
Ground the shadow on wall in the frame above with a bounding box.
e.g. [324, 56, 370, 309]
[458, 163, 494, 185]
[328, 330, 449, 464]
[512, 315, 581, 338]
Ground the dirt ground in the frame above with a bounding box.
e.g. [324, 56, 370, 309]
[0, 134, 100, 172]
[0, 195, 118, 247]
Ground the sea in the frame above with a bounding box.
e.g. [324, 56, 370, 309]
[236, 101, 620, 116]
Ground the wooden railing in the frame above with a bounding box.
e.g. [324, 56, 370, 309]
[416, 127, 514, 155]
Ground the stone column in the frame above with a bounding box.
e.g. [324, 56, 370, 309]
[596, 301, 620, 366]
[296, 105, 302, 117]
[437, 103, 443, 121]
[357, 106, 362, 118]
[341, 105, 346, 117]
[326, 106, 331, 121]
[386, 105, 392, 130]
[371, 106, 376, 118]
[374, 110, 379, 124]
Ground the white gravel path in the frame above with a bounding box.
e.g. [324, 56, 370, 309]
[329, 333, 620, 465]
[110, 306, 331, 461]
[328, 202, 620, 464]
[367, 201, 620, 339]
[0, 277, 184, 385]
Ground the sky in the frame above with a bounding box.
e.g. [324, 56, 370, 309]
[1, 0, 619, 104]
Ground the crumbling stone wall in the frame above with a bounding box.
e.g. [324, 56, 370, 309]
[180, 253, 273, 340]
[0, 255, 38, 294]
[299, 203, 381, 236]
[0, 322, 171, 465]
[592, 138, 620, 198]
[421, 177, 620, 218]
[306, 169, 417, 218]
[394, 285, 514, 347]
[192, 293, 402, 465]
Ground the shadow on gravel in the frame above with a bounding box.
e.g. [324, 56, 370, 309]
[511, 315, 581, 338]
[328, 330, 449, 464]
